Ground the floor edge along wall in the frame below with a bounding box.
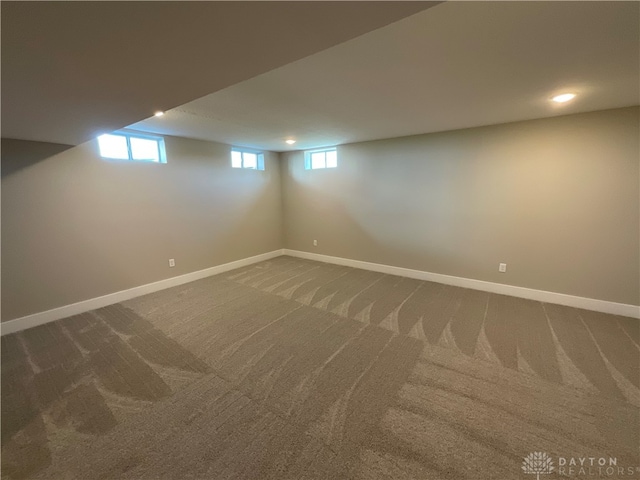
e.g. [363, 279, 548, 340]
[2, 248, 638, 336]
[0, 250, 285, 336]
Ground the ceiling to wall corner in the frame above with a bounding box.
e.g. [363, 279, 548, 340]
[1, 1, 438, 146]
[130, 1, 639, 152]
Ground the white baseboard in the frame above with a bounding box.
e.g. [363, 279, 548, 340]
[284, 249, 640, 319]
[4, 247, 637, 336]
[1, 249, 286, 336]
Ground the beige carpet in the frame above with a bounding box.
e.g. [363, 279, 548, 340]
[2, 256, 639, 479]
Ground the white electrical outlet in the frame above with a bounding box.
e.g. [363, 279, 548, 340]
[313, 239, 318, 246]
[499, 263, 507, 273]
[169, 259, 175, 267]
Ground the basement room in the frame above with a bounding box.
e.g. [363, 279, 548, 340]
[1, 1, 639, 479]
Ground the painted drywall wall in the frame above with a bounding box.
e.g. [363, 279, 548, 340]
[1, 136, 283, 321]
[281, 107, 640, 306]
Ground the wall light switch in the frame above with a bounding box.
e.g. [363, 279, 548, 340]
[169, 259, 175, 267]
[313, 240, 318, 247]
[499, 263, 507, 273]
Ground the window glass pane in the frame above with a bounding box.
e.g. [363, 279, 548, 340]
[326, 150, 337, 168]
[243, 152, 257, 169]
[231, 151, 243, 168]
[257, 154, 265, 171]
[98, 134, 129, 160]
[130, 137, 160, 162]
[311, 152, 325, 169]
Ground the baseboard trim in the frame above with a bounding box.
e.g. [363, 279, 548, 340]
[1, 249, 286, 336]
[284, 249, 640, 319]
[5, 247, 636, 336]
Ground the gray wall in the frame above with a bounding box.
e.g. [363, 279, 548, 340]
[3, 107, 638, 320]
[2, 136, 283, 321]
[281, 107, 640, 306]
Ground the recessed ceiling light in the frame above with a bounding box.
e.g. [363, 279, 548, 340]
[154, 111, 165, 117]
[285, 139, 296, 145]
[551, 93, 576, 103]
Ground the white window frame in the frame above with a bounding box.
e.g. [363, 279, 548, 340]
[97, 131, 167, 163]
[231, 148, 265, 170]
[304, 147, 337, 170]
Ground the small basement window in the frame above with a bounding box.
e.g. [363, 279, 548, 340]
[97, 132, 166, 163]
[231, 148, 265, 170]
[304, 148, 337, 169]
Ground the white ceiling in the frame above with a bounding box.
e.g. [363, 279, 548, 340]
[1, 1, 434, 146]
[131, 1, 640, 152]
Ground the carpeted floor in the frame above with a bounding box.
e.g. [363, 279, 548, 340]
[2, 256, 639, 479]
